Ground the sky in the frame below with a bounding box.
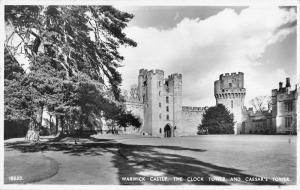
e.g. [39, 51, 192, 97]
[116, 6, 297, 107]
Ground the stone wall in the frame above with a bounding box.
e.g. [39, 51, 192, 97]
[275, 91, 297, 134]
[271, 78, 297, 134]
[241, 109, 273, 134]
[181, 106, 205, 136]
[124, 100, 144, 132]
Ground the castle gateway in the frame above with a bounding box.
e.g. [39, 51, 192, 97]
[124, 69, 205, 137]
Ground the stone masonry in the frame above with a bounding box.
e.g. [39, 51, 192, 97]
[214, 72, 246, 134]
[124, 69, 205, 137]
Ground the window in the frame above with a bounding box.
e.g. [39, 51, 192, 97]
[166, 96, 169, 103]
[166, 115, 169, 120]
[159, 128, 162, 134]
[159, 91, 161, 96]
[231, 100, 233, 108]
[285, 117, 292, 128]
[285, 102, 293, 112]
[166, 106, 169, 112]
[158, 81, 161, 87]
[229, 83, 232, 88]
[159, 102, 161, 108]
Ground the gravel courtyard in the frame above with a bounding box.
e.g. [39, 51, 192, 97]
[4, 134, 296, 185]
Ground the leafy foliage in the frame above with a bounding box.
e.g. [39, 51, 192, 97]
[4, 47, 37, 120]
[4, 48, 24, 80]
[5, 5, 141, 134]
[199, 104, 234, 134]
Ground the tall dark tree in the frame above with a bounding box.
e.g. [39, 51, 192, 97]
[4, 47, 38, 120]
[4, 48, 24, 80]
[4, 5, 140, 139]
[199, 104, 234, 134]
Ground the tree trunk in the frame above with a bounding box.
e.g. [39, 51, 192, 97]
[79, 117, 83, 136]
[60, 116, 65, 134]
[55, 115, 59, 135]
[65, 118, 70, 135]
[49, 115, 53, 134]
[25, 118, 40, 142]
[37, 105, 43, 130]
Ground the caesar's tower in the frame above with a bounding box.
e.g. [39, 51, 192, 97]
[214, 72, 246, 134]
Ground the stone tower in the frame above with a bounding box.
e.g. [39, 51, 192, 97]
[137, 69, 182, 137]
[214, 72, 246, 134]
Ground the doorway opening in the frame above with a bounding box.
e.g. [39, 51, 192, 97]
[164, 124, 171, 138]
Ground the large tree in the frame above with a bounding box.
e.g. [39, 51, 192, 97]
[4, 5, 140, 139]
[4, 47, 37, 120]
[199, 104, 234, 134]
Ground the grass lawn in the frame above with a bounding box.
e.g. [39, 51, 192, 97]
[4, 153, 58, 184]
[4, 134, 297, 185]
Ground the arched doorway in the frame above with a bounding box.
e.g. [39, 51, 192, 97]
[241, 122, 246, 134]
[164, 124, 171, 138]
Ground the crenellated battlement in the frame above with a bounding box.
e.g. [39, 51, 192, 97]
[146, 69, 164, 76]
[219, 72, 244, 80]
[215, 71, 245, 96]
[151, 69, 164, 75]
[168, 73, 182, 80]
[139, 69, 148, 76]
[139, 69, 164, 77]
[182, 106, 206, 112]
[272, 77, 297, 97]
[214, 91, 246, 99]
[139, 68, 182, 81]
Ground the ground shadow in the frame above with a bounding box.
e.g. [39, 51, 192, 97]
[5, 136, 285, 185]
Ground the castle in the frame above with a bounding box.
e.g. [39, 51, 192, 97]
[36, 68, 297, 136]
[242, 78, 298, 134]
[124, 69, 205, 137]
[124, 69, 297, 136]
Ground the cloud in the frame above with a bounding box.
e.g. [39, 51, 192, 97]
[119, 6, 297, 107]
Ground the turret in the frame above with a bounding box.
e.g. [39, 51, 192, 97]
[286, 78, 291, 88]
[214, 72, 246, 134]
[279, 82, 283, 89]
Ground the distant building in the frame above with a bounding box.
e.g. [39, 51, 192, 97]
[271, 78, 297, 134]
[240, 77, 297, 135]
[124, 70, 297, 137]
[241, 108, 273, 134]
